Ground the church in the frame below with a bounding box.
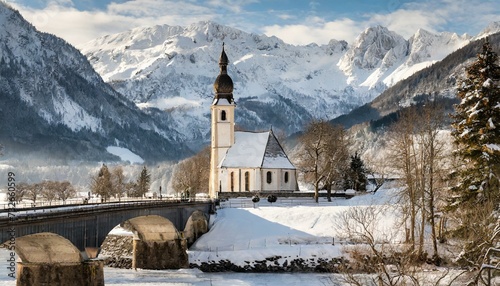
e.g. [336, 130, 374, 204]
[208, 45, 298, 198]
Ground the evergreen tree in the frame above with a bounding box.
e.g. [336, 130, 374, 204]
[136, 166, 151, 197]
[451, 38, 500, 205]
[345, 152, 367, 192]
[449, 38, 500, 267]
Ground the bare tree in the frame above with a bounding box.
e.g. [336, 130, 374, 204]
[364, 156, 389, 194]
[54, 181, 76, 204]
[337, 205, 407, 286]
[90, 164, 113, 202]
[418, 104, 446, 262]
[124, 181, 137, 198]
[190, 146, 210, 199]
[323, 128, 350, 201]
[172, 159, 192, 197]
[336, 205, 464, 286]
[26, 182, 43, 204]
[295, 120, 350, 203]
[386, 104, 447, 261]
[111, 166, 126, 201]
[171, 146, 210, 199]
[14, 182, 29, 203]
[387, 107, 419, 249]
[41, 181, 57, 205]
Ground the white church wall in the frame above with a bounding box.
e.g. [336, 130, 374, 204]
[216, 123, 233, 148]
[280, 169, 297, 191]
[219, 168, 260, 192]
[261, 169, 279, 191]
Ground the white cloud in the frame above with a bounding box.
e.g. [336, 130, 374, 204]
[8, 0, 217, 46]
[206, 0, 259, 13]
[262, 0, 500, 45]
[276, 13, 294, 20]
[368, 9, 446, 38]
[263, 18, 362, 45]
[366, 0, 494, 38]
[6, 0, 500, 47]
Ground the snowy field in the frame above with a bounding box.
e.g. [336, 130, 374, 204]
[189, 188, 402, 267]
[0, 187, 472, 285]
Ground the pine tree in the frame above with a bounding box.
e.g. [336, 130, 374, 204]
[451, 38, 500, 205]
[449, 38, 500, 267]
[136, 166, 151, 198]
[345, 152, 367, 192]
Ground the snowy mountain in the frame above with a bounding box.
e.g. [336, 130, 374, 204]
[332, 31, 500, 130]
[79, 21, 498, 141]
[0, 2, 190, 162]
[2, 0, 499, 163]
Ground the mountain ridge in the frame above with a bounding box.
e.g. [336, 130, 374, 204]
[2, 1, 500, 163]
[331, 32, 500, 130]
[79, 20, 499, 143]
[0, 2, 190, 163]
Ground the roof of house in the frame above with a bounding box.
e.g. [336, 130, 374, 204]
[219, 131, 296, 169]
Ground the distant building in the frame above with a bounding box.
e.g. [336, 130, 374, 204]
[208, 45, 298, 198]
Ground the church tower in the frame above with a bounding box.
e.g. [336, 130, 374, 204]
[209, 44, 235, 198]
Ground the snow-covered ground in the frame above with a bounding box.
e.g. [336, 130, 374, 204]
[106, 146, 145, 164]
[189, 188, 402, 268]
[0, 187, 472, 285]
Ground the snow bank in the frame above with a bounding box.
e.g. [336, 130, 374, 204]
[106, 146, 144, 164]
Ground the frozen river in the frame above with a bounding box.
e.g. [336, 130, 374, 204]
[0, 248, 343, 285]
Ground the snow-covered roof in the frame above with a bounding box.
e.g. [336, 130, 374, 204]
[219, 131, 295, 169]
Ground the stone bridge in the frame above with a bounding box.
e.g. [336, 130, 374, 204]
[0, 200, 213, 285]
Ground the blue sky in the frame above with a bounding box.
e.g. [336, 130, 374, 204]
[6, 0, 500, 47]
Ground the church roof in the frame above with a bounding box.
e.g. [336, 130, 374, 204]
[213, 44, 234, 102]
[219, 131, 296, 169]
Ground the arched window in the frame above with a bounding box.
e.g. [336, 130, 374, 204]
[221, 110, 227, 121]
[230, 172, 234, 192]
[284, 171, 289, 183]
[266, 171, 272, 184]
[244, 171, 250, 191]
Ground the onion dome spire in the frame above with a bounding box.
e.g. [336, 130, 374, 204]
[213, 43, 234, 103]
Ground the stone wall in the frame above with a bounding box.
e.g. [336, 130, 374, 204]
[133, 239, 188, 269]
[100, 234, 133, 269]
[190, 256, 348, 273]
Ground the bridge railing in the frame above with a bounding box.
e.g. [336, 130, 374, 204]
[1, 196, 209, 212]
[218, 197, 336, 208]
[0, 199, 213, 224]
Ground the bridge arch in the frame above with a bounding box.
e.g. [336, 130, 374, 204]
[4, 232, 105, 286]
[15, 232, 82, 263]
[118, 215, 188, 269]
[98, 211, 208, 269]
[122, 215, 181, 241]
[183, 210, 209, 247]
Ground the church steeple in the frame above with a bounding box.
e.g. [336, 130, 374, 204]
[213, 43, 234, 103]
[209, 44, 236, 198]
